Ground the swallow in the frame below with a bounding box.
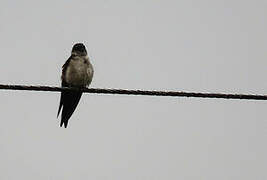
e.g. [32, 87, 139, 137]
[57, 43, 94, 128]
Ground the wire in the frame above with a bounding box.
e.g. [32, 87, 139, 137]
[0, 84, 266, 101]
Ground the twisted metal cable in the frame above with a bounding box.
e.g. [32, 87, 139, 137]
[0, 84, 266, 100]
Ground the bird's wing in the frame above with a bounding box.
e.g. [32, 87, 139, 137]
[57, 56, 72, 118]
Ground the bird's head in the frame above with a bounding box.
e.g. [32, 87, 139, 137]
[71, 43, 87, 56]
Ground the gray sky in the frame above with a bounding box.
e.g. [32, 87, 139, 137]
[0, 0, 267, 179]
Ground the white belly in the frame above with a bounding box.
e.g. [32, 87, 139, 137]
[65, 58, 93, 87]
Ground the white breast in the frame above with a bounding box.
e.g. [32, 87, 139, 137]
[65, 56, 93, 87]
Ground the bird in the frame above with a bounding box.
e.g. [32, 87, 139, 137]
[57, 43, 94, 128]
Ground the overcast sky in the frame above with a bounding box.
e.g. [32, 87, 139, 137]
[0, 0, 266, 179]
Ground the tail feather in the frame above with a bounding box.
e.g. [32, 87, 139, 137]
[58, 91, 83, 128]
[57, 93, 63, 118]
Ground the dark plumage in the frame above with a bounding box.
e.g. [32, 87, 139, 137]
[57, 43, 94, 128]
[58, 90, 82, 128]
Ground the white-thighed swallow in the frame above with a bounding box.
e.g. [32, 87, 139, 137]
[57, 43, 94, 128]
